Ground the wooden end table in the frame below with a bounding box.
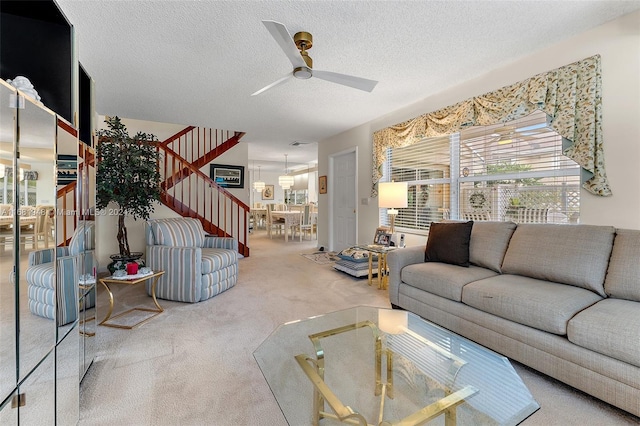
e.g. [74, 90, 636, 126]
[98, 270, 165, 329]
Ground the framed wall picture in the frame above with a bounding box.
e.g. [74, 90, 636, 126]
[262, 184, 274, 200]
[319, 175, 327, 194]
[57, 154, 77, 185]
[210, 163, 245, 188]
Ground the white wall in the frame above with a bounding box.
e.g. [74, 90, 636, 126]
[318, 10, 640, 249]
[32, 160, 54, 205]
[95, 116, 249, 270]
[248, 170, 287, 206]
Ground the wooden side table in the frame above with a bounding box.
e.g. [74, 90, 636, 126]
[98, 270, 165, 329]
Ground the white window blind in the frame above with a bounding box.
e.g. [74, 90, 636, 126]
[458, 111, 580, 224]
[381, 136, 451, 232]
[382, 110, 581, 232]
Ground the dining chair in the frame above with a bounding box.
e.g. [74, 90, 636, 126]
[295, 204, 316, 241]
[462, 211, 491, 221]
[18, 205, 37, 250]
[34, 205, 55, 248]
[266, 204, 286, 238]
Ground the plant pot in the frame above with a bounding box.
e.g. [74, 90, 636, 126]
[107, 252, 144, 274]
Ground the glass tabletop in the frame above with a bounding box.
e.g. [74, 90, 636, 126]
[353, 244, 397, 254]
[254, 306, 539, 426]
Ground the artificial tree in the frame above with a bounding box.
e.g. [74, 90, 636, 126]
[96, 116, 161, 261]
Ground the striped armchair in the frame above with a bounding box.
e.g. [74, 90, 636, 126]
[145, 218, 238, 303]
[26, 221, 97, 326]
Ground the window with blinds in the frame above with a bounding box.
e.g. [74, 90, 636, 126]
[381, 110, 580, 232]
[382, 136, 451, 231]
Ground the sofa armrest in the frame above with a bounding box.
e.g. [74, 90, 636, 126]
[387, 245, 426, 306]
[203, 236, 238, 251]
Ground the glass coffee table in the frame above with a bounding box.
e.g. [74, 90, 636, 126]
[254, 306, 539, 425]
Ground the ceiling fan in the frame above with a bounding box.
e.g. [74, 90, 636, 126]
[251, 20, 378, 96]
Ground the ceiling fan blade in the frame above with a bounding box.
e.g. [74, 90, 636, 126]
[261, 20, 306, 69]
[251, 74, 292, 96]
[312, 70, 378, 92]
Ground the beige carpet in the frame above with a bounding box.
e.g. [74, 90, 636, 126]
[79, 230, 639, 425]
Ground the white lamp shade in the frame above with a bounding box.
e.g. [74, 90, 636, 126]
[253, 181, 265, 191]
[378, 182, 408, 208]
[279, 175, 294, 189]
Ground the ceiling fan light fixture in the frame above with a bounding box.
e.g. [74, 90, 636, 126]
[293, 66, 312, 79]
[255, 20, 378, 95]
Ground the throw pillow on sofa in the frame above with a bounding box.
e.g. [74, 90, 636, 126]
[425, 221, 474, 266]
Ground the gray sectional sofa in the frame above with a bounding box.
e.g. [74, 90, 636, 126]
[387, 222, 640, 417]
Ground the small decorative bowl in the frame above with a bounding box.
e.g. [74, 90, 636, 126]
[113, 270, 127, 278]
[139, 267, 152, 274]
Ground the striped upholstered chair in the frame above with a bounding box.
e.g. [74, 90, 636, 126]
[145, 217, 238, 303]
[26, 221, 97, 326]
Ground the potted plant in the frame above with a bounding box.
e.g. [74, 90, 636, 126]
[96, 116, 161, 272]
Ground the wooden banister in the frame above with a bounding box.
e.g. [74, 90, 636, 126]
[157, 127, 250, 256]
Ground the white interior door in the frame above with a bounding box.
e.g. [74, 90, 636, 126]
[330, 150, 356, 251]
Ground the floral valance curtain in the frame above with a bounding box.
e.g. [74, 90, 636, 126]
[372, 54, 611, 197]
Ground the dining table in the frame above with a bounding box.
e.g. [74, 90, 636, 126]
[269, 210, 317, 242]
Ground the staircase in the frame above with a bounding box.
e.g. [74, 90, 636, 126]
[56, 119, 95, 245]
[157, 127, 250, 257]
[56, 124, 251, 257]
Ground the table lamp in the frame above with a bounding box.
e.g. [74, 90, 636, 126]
[378, 181, 408, 234]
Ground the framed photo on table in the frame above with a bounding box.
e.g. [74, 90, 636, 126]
[262, 184, 274, 200]
[373, 227, 391, 246]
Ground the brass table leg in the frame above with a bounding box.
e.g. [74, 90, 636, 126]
[367, 255, 373, 286]
[99, 274, 164, 329]
[377, 254, 384, 289]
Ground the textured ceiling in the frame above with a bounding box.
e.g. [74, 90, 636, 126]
[56, 0, 640, 172]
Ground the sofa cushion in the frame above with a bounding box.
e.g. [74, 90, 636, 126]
[568, 299, 640, 367]
[149, 218, 205, 247]
[401, 262, 497, 302]
[425, 221, 473, 266]
[469, 221, 517, 273]
[501, 224, 615, 297]
[462, 274, 602, 335]
[604, 229, 640, 301]
[200, 248, 238, 274]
